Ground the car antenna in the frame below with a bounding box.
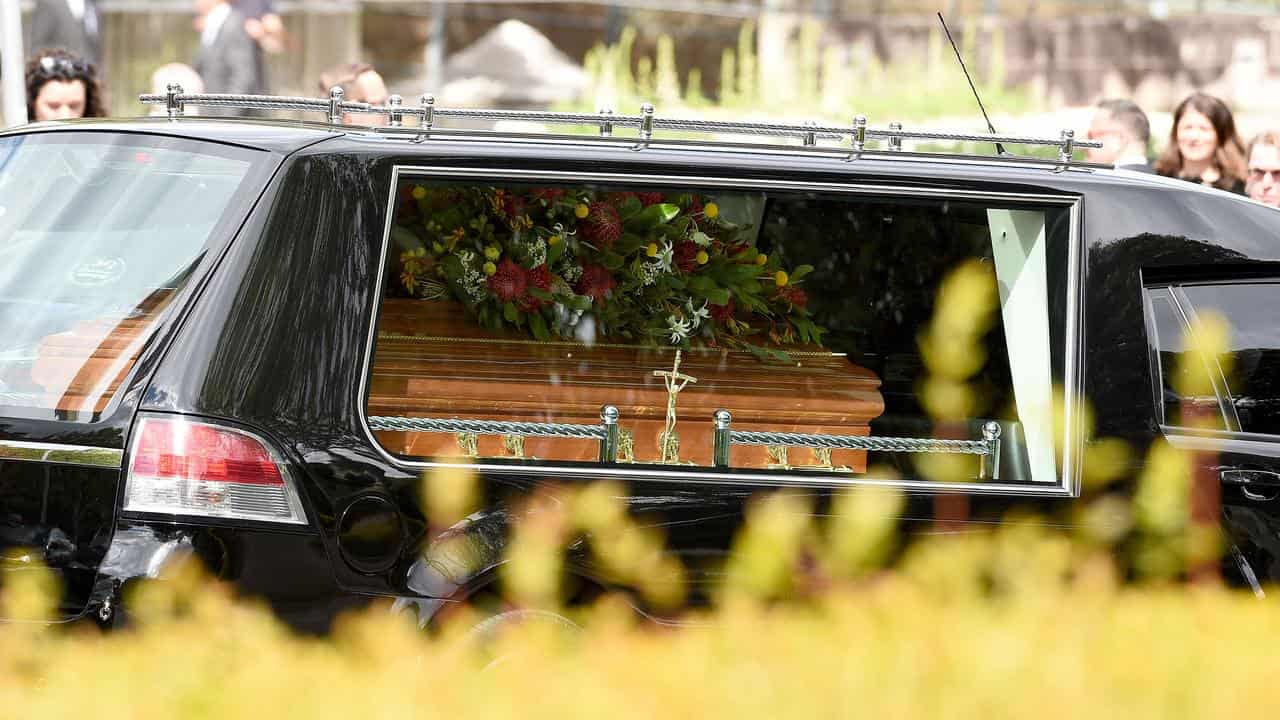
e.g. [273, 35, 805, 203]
[937, 12, 1008, 157]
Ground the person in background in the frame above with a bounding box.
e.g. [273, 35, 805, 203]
[1245, 130, 1280, 208]
[317, 63, 389, 126]
[1155, 92, 1248, 194]
[25, 49, 105, 121]
[192, 0, 265, 116]
[1085, 98, 1152, 172]
[148, 63, 205, 116]
[28, 0, 102, 69]
[234, 0, 286, 55]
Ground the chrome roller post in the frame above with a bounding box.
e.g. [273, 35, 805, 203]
[1058, 129, 1075, 164]
[803, 120, 818, 147]
[599, 405, 621, 462]
[164, 83, 185, 119]
[386, 94, 403, 127]
[713, 409, 733, 468]
[598, 107, 614, 137]
[327, 86, 345, 124]
[888, 121, 903, 151]
[980, 421, 1002, 480]
[639, 103, 655, 145]
[852, 115, 867, 152]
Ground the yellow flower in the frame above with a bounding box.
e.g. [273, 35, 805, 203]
[575, 203, 590, 219]
[775, 270, 789, 287]
[483, 261, 497, 276]
[484, 245, 501, 261]
[704, 202, 719, 219]
[411, 185, 426, 200]
[695, 250, 709, 265]
[549, 234, 562, 246]
[646, 242, 659, 257]
[755, 253, 768, 266]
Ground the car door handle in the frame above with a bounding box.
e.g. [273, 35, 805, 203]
[1221, 469, 1280, 501]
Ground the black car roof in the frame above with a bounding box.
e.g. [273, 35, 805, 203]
[0, 117, 342, 155]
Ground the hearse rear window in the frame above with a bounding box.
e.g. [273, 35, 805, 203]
[366, 177, 1072, 486]
[0, 134, 263, 422]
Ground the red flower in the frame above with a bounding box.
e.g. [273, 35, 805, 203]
[501, 193, 526, 220]
[580, 202, 622, 247]
[673, 241, 699, 274]
[518, 264, 553, 311]
[710, 298, 736, 322]
[575, 264, 616, 306]
[489, 258, 527, 302]
[397, 185, 419, 219]
[532, 187, 565, 202]
[688, 194, 704, 215]
[636, 191, 665, 207]
[776, 286, 808, 309]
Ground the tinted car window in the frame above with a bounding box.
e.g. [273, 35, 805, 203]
[367, 179, 1072, 485]
[1145, 286, 1228, 430]
[1180, 281, 1280, 435]
[0, 134, 264, 421]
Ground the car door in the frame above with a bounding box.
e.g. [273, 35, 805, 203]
[1145, 277, 1280, 589]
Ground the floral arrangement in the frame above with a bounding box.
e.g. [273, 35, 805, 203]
[391, 184, 823, 356]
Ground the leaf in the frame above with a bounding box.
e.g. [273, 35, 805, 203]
[528, 288, 555, 301]
[790, 264, 814, 282]
[502, 302, 518, 323]
[390, 225, 425, 253]
[626, 203, 681, 231]
[601, 250, 626, 271]
[705, 287, 731, 306]
[529, 312, 550, 340]
[618, 195, 643, 219]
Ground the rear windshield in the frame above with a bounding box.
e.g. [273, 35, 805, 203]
[0, 133, 265, 422]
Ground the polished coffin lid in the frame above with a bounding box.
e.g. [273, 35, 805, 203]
[368, 299, 885, 470]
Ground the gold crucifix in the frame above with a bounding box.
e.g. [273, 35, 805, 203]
[653, 350, 698, 464]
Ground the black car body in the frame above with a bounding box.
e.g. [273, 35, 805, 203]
[3, 113, 1280, 631]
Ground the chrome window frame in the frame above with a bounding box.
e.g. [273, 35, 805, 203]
[358, 165, 1085, 499]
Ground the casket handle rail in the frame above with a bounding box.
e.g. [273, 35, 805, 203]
[368, 405, 622, 463]
[712, 410, 1003, 480]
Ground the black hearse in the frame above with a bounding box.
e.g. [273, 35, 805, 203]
[3, 91, 1279, 631]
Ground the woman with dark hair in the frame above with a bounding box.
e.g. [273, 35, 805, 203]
[24, 48, 106, 122]
[1155, 92, 1247, 194]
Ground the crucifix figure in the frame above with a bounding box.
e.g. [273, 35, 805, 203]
[653, 350, 698, 464]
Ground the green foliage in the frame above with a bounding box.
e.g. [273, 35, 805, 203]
[571, 21, 1036, 127]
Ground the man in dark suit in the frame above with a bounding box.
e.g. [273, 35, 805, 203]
[1085, 99, 1153, 173]
[28, 0, 102, 67]
[192, 0, 266, 116]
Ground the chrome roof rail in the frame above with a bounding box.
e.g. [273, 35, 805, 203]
[139, 85, 1102, 164]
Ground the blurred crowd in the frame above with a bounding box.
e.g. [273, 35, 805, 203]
[21, 0, 389, 123]
[16, 0, 1280, 209]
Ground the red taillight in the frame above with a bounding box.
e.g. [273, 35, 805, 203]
[124, 416, 306, 524]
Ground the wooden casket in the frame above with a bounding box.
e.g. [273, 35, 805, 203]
[22, 290, 171, 416]
[368, 299, 885, 471]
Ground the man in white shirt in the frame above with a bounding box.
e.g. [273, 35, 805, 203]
[28, 0, 102, 68]
[1085, 99, 1153, 173]
[192, 0, 266, 116]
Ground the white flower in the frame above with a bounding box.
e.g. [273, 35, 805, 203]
[561, 264, 583, 283]
[653, 240, 675, 273]
[691, 230, 712, 247]
[685, 299, 710, 328]
[666, 315, 693, 344]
